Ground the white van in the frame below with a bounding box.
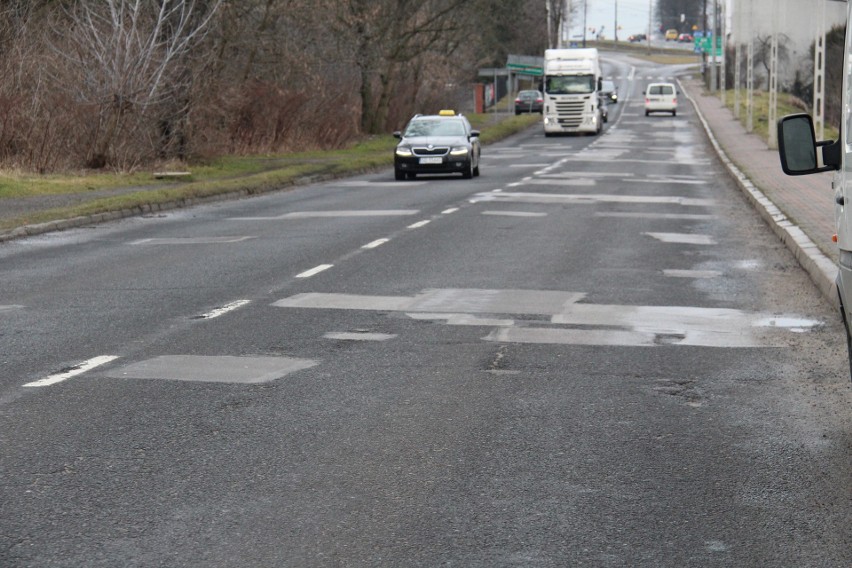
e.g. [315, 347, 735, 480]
[777, 0, 852, 377]
[644, 83, 678, 116]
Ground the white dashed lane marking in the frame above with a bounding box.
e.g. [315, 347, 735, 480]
[296, 264, 334, 278]
[24, 356, 120, 388]
[131, 237, 255, 245]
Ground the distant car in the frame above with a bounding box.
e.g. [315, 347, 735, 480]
[514, 90, 543, 115]
[628, 33, 647, 43]
[665, 29, 679, 41]
[678, 33, 694, 43]
[393, 110, 481, 180]
[644, 82, 678, 116]
[600, 80, 618, 104]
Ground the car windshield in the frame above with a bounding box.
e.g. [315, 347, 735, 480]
[545, 75, 595, 95]
[648, 85, 674, 95]
[602, 81, 615, 91]
[404, 119, 466, 137]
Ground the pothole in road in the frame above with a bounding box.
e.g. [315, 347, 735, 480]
[652, 379, 705, 408]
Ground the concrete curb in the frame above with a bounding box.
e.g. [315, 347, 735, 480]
[679, 79, 840, 309]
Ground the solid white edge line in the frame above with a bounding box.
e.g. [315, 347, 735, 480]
[296, 264, 334, 278]
[362, 238, 390, 249]
[407, 220, 431, 229]
[199, 299, 251, 319]
[23, 355, 120, 388]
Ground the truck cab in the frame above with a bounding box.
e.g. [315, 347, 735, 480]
[777, 0, 852, 376]
[542, 48, 603, 136]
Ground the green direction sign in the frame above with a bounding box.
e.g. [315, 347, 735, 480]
[695, 36, 722, 57]
[507, 63, 543, 77]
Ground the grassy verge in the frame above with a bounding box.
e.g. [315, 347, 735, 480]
[0, 112, 540, 233]
[718, 89, 839, 144]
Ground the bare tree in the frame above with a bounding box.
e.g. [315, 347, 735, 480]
[327, 0, 474, 134]
[51, 0, 221, 167]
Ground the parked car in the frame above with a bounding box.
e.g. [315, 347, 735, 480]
[628, 33, 647, 43]
[644, 82, 678, 116]
[600, 80, 618, 104]
[393, 110, 481, 180]
[678, 33, 694, 43]
[514, 90, 543, 115]
[665, 29, 679, 41]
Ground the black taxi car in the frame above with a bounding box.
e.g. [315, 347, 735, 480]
[393, 110, 481, 180]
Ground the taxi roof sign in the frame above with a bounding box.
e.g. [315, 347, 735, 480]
[438, 109, 456, 116]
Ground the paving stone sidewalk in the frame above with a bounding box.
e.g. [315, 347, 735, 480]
[681, 77, 840, 307]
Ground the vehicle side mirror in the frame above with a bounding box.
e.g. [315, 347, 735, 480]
[777, 114, 839, 175]
[469, 130, 480, 139]
[393, 131, 402, 139]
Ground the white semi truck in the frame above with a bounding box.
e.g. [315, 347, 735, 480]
[542, 48, 603, 136]
[777, 0, 852, 377]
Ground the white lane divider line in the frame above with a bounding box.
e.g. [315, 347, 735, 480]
[296, 264, 334, 278]
[362, 238, 390, 249]
[24, 356, 120, 388]
[442, 208, 459, 215]
[481, 211, 547, 218]
[196, 299, 251, 320]
[407, 220, 431, 229]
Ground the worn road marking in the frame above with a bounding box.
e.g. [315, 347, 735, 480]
[196, 299, 251, 319]
[664, 269, 723, 279]
[24, 356, 120, 388]
[324, 332, 397, 341]
[407, 220, 431, 229]
[481, 211, 547, 217]
[231, 210, 419, 220]
[132, 236, 255, 245]
[273, 288, 822, 348]
[596, 212, 715, 220]
[645, 232, 717, 245]
[471, 192, 714, 207]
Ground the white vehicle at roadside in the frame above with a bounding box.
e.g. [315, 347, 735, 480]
[644, 82, 678, 116]
[777, 0, 852, 378]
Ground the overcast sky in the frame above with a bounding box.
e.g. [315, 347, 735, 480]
[568, 0, 655, 40]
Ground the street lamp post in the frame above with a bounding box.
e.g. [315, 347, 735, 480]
[615, 0, 618, 43]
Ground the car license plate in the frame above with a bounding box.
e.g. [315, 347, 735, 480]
[419, 157, 443, 165]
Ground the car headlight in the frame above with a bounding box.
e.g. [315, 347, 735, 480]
[450, 146, 469, 156]
[395, 146, 413, 157]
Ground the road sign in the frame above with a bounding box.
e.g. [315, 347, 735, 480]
[507, 63, 543, 77]
[695, 36, 722, 57]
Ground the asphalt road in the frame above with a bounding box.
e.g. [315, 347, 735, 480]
[1, 53, 850, 567]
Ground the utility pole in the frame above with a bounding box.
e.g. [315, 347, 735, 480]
[768, 1, 779, 148]
[615, 0, 618, 43]
[814, 0, 826, 140]
[703, 0, 708, 82]
[735, 0, 741, 117]
[711, 0, 718, 92]
[583, 0, 588, 48]
[720, 0, 726, 105]
[746, 0, 754, 133]
[647, 0, 652, 54]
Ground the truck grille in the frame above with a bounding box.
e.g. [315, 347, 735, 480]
[555, 100, 586, 127]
